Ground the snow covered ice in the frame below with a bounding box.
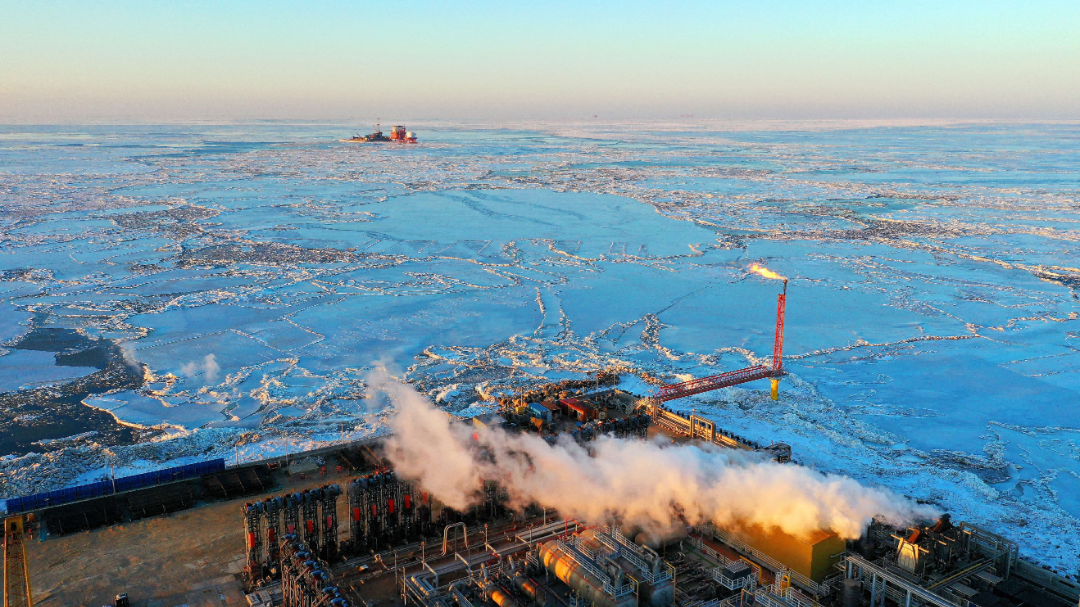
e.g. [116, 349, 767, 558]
[0, 121, 1078, 574]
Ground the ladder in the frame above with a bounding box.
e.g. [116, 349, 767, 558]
[3, 517, 32, 607]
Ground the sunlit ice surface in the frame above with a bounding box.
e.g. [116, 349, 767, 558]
[0, 121, 1078, 574]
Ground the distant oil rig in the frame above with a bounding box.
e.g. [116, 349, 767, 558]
[342, 123, 418, 144]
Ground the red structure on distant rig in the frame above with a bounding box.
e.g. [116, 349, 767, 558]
[342, 124, 418, 144]
[388, 125, 417, 143]
[655, 266, 788, 403]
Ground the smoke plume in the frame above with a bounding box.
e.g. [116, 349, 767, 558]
[377, 373, 938, 540]
[181, 353, 220, 383]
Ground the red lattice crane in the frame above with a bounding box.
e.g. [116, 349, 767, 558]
[655, 275, 788, 404]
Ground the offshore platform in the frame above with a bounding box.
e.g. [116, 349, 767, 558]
[342, 123, 418, 144]
[4, 268, 1079, 607]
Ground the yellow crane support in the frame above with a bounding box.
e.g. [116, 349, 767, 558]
[3, 517, 32, 607]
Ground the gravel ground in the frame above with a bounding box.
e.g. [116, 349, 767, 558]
[25, 470, 352, 607]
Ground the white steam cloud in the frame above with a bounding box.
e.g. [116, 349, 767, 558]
[120, 342, 140, 369]
[181, 353, 220, 383]
[377, 372, 939, 540]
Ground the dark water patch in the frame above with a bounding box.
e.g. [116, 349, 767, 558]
[136, 140, 280, 160]
[177, 241, 374, 267]
[11, 327, 90, 353]
[1, 325, 148, 456]
[109, 204, 220, 240]
[1032, 270, 1080, 291]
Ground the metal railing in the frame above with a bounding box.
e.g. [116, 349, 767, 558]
[555, 538, 635, 599]
[843, 554, 961, 607]
[752, 590, 793, 607]
[657, 365, 776, 401]
[595, 527, 674, 585]
[690, 535, 736, 567]
[451, 587, 474, 607]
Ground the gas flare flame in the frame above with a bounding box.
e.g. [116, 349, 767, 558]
[749, 263, 786, 281]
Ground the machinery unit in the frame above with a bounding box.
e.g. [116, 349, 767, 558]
[265, 496, 282, 567]
[320, 486, 341, 563]
[713, 560, 755, 593]
[570, 414, 651, 442]
[301, 490, 322, 557]
[700, 522, 844, 585]
[647, 406, 792, 463]
[537, 527, 675, 607]
[347, 471, 440, 555]
[400, 525, 673, 607]
[279, 534, 352, 607]
[242, 484, 341, 582]
[839, 514, 1024, 606]
[284, 492, 300, 537]
[243, 500, 264, 573]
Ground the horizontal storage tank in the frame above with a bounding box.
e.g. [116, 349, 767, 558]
[490, 587, 520, 607]
[512, 574, 557, 607]
[538, 537, 636, 607]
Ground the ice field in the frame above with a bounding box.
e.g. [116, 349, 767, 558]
[0, 122, 1078, 573]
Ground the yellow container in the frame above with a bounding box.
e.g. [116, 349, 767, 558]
[733, 524, 845, 582]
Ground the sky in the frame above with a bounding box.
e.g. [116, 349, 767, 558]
[2, 0, 1079, 122]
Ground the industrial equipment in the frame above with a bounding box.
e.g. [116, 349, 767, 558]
[243, 484, 341, 583]
[342, 123, 419, 144]
[3, 517, 32, 607]
[652, 270, 788, 405]
[279, 534, 352, 607]
[243, 500, 264, 574]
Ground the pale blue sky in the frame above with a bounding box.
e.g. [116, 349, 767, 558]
[2, 1, 1078, 121]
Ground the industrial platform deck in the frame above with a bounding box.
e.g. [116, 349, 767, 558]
[24, 469, 353, 607]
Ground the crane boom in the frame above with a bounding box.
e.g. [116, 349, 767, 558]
[655, 284, 788, 404]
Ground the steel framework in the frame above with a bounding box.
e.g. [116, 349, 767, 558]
[3, 517, 32, 607]
[302, 491, 321, 558]
[773, 288, 786, 372]
[320, 486, 341, 562]
[656, 365, 777, 402]
[279, 535, 353, 607]
[655, 284, 787, 404]
[265, 496, 282, 566]
[284, 492, 300, 536]
[243, 501, 264, 573]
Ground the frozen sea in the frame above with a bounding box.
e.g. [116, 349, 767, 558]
[1, 121, 1078, 574]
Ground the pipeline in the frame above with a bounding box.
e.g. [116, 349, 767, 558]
[512, 573, 557, 607]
